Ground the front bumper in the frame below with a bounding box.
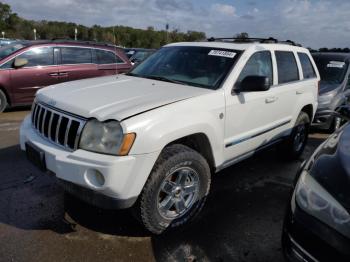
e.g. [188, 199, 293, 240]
[20, 115, 160, 209]
[282, 203, 350, 262]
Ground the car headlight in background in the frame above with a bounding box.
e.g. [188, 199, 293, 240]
[318, 92, 334, 106]
[79, 119, 136, 156]
[294, 171, 350, 238]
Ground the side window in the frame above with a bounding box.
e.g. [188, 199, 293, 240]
[61, 47, 92, 64]
[275, 51, 299, 84]
[298, 53, 316, 79]
[16, 47, 54, 67]
[96, 49, 124, 64]
[237, 51, 273, 86]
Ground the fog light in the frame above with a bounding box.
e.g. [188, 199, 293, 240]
[85, 169, 105, 188]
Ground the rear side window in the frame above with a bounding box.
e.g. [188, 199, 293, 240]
[275, 51, 299, 84]
[298, 53, 316, 79]
[236, 51, 273, 86]
[96, 49, 124, 64]
[61, 47, 92, 64]
[17, 47, 54, 67]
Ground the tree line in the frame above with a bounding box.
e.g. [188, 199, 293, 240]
[0, 2, 206, 48]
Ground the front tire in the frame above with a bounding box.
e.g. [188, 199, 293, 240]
[280, 112, 310, 160]
[0, 90, 7, 113]
[135, 144, 211, 234]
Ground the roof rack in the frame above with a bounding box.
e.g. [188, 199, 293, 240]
[207, 37, 301, 47]
[50, 38, 121, 48]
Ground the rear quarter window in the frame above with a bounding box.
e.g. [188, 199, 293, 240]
[96, 49, 124, 64]
[275, 51, 299, 84]
[298, 53, 316, 79]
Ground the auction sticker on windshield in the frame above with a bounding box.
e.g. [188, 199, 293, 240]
[327, 61, 345, 68]
[208, 50, 236, 58]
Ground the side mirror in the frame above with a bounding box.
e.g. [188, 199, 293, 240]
[237, 75, 270, 93]
[13, 58, 28, 68]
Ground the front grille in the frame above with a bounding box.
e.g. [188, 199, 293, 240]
[31, 102, 86, 151]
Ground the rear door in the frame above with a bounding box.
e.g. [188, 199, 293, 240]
[9, 46, 59, 104]
[94, 48, 130, 75]
[58, 46, 98, 82]
[260, 50, 302, 142]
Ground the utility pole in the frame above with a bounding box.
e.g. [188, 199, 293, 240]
[33, 28, 37, 40]
[74, 28, 78, 40]
[166, 23, 169, 43]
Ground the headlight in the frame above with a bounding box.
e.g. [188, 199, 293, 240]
[295, 171, 350, 238]
[79, 119, 135, 156]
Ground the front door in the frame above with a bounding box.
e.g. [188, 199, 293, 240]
[10, 46, 59, 105]
[224, 51, 286, 162]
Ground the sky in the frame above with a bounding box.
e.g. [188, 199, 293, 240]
[5, 0, 350, 48]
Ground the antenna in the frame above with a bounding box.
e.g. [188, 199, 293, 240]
[113, 26, 118, 76]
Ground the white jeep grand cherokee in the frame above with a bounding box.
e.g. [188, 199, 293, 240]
[20, 38, 320, 234]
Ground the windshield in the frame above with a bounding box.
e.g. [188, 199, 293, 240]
[128, 46, 240, 90]
[313, 57, 349, 84]
[0, 43, 27, 60]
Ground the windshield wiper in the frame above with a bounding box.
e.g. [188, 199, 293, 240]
[143, 75, 189, 85]
[126, 72, 141, 77]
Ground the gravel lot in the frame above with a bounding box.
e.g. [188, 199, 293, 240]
[0, 109, 327, 262]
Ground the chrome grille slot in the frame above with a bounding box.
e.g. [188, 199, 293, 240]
[31, 102, 86, 151]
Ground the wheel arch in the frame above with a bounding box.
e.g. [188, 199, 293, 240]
[165, 133, 216, 172]
[0, 86, 11, 106]
[301, 104, 314, 122]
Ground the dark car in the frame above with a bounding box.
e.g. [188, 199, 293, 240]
[312, 53, 350, 132]
[282, 107, 350, 261]
[0, 40, 132, 112]
[124, 48, 156, 63]
[129, 49, 156, 65]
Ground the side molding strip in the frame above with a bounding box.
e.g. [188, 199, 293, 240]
[225, 120, 291, 148]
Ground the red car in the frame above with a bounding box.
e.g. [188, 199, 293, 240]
[0, 40, 132, 112]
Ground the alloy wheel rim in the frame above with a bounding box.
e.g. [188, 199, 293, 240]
[157, 167, 200, 220]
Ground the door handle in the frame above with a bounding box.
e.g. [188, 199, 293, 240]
[296, 90, 303, 95]
[58, 72, 69, 77]
[265, 97, 278, 103]
[48, 72, 59, 77]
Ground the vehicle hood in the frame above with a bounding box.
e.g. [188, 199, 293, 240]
[307, 124, 350, 211]
[319, 82, 341, 95]
[36, 75, 211, 121]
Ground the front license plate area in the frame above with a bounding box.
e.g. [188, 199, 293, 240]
[26, 142, 46, 171]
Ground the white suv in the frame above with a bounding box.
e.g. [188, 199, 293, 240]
[20, 38, 320, 234]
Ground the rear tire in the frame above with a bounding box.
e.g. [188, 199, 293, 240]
[0, 90, 7, 113]
[279, 112, 310, 160]
[134, 144, 211, 234]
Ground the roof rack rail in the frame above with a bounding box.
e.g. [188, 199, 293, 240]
[50, 38, 120, 48]
[207, 37, 301, 46]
